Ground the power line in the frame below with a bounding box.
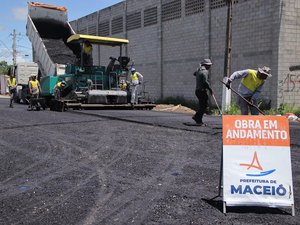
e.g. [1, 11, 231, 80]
[0, 39, 11, 52]
[0, 31, 30, 64]
[17, 44, 32, 50]
[0, 51, 12, 58]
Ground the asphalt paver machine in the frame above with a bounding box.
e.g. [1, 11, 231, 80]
[27, 2, 155, 112]
[41, 34, 155, 111]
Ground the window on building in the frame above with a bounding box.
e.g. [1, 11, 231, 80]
[144, 7, 158, 27]
[112, 16, 123, 34]
[78, 28, 87, 34]
[210, 0, 226, 9]
[126, 12, 142, 31]
[185, 0, 205, 16]
[211, 0, 239, 9]
[88, 25, 96, 35]
[98, 21, 110, 36]
[162, 0, 181, 22]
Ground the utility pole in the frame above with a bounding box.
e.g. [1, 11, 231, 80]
[12, 29, 17, 66]
[222, 0, 233, 111]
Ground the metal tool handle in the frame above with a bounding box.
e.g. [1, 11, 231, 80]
[212, 94, 222, 115]
[220, 80, 265, 115]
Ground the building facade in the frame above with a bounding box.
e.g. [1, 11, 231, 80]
[70, 0, 300, 108]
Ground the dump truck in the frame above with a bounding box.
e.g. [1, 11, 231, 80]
[14, 62, 39, 104]
[26, 2, 155, 111]
[26, 2, 77, 77]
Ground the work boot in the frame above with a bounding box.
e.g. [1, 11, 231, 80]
[192, 115, 206, 126]
[192, 116, 201, 123]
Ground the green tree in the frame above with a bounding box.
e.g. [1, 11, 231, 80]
[0, 61, 12, 75]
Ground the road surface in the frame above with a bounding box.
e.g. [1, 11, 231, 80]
[0, 98, 299, 225]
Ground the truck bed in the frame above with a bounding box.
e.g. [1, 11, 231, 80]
[42, 38, 77, 65]
[27, 3, 80, 76]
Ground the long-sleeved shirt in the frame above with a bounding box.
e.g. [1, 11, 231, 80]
[194, 66, 212, 93]
[228, 69, 264, 100]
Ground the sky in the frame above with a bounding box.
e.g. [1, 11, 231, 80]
[0, 0, 123, 65]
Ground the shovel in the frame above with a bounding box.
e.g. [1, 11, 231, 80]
[212, 94, 222, 115]
[220, 80, 265, 115]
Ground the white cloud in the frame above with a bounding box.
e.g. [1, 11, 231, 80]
[12, 7, 27, 21]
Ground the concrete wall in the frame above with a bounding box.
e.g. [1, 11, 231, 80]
[278, 0, 300, 107]
[70, 0, 300, 108]
[221, 0, 281, 107]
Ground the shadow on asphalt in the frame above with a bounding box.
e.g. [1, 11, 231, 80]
[202, 198, 291, 215]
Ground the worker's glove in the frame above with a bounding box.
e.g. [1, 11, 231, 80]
[225, 80, 231, 89]
[249, 98, 254, 105]
[250, 98, 258, 106]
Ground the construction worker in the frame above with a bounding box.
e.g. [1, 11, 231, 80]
[119, 79, 128, 91]
[53, 80, 66, 100]
[82, 40, 93, 66]
[192, 59, 213, 126]
[225, 66, 272, 115]
[130, 68, 143, 104]
[7, 73, 17, 108]
[28, 75, 41, 110]
[119, 79, 131, 103]
[87, 79, 93, 90]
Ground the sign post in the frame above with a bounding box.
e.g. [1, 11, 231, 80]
[222, 115, 295, 215]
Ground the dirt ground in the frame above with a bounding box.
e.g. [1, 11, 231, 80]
[153, 104, 195, 114]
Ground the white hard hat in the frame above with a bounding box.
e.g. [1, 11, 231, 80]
[258, 66, 272, 77]
[131, 68, 136, 72]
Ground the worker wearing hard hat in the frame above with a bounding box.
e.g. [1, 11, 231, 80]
[53, 80, 66, 100]
[193, 59, 213, 126]
[130, 68, 143, 104]
[28, 75, 41, 110]
[7, 73, 17, 108]
[225, 66, 272, 115]
[29, 75, 41, 97]
[119, 79, 129, 91]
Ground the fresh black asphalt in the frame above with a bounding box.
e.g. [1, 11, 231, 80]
[0, 98, 299, 225]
